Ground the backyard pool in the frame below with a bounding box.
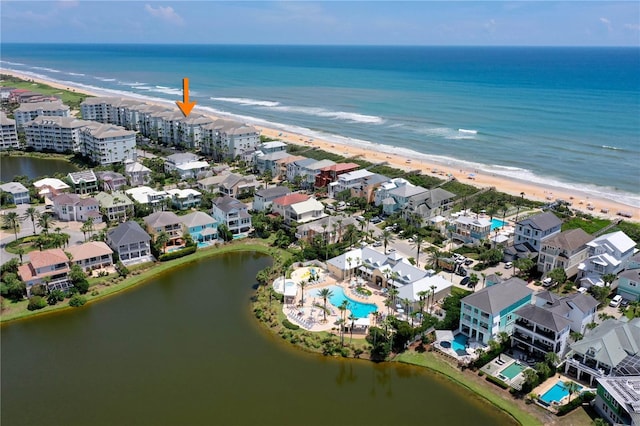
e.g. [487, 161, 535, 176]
[311, 285, 378, 319]
[540, 380, 582, 405]
[440, 334, 468, 356]
[490, 218, 507, 230]
[499, 362, 526, 380]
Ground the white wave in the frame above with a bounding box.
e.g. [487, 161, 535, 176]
[414, 126, 477, 140]
[211, 97, 281, 107]
[67, 72, 85, 76]
[458, 128, 478, 134]
[150, 86, 182, 96]
[136, 86, 153, 91]
[0, 60, 25, 66]
[95, 77, 116, 82]
[31, 66, 61, 73]
[387, 123, 404, 128]
[122, 82, 147, 87]
[270, 105, 384, 124]
[602, 145, 623, 151]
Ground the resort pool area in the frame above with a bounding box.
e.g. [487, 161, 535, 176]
[273, 277, 296, 295]
[540, 380, 582, 405]
[311, 285, 378, 318]
[490, 218, 507, 230]
[499, 362, 526, 380]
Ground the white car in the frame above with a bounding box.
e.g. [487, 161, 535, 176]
[610, 295, 623, 308]
[504, 262, 513, 269]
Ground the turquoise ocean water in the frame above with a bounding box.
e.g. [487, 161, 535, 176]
[1, 44, 638, 206]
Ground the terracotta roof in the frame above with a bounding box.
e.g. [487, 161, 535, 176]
[273, 193, 309, 206]
[28, 248, 68, 270]
[66, 242, 113, 262]
[320, 163, 360, 172]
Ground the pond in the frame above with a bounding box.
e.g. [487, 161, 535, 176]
[1, 252, 515, 426]
[0, 155, 78, 181]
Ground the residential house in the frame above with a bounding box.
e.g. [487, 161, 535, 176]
[17, 248, 71, 296]
[411, 188, 456, 223]
[68, 170, 99, 195]
[51, 193, 101, 223]
[327, 246, 430, 286]
[314, 163, 360, 189]
[0, 182, 30, 205]
[144, 211, 183, 248]
[286, 157, 315, 184]
[258, 141, 287, 154]
[537, 228, 593, 278]
[271, 193, 325, 225]
[298, 159, 336, 189]
[274, 155, 306, 179]
[33, 178, 70, 199]
[96, 171, 128, 191]
[8, 89, 58, 104]
[166, 188, 202, 210]
[327, 169, 374, 199]
[451, 215, 492, 246]
[66, 241, 113, 273]
[579, 231, 636, 288]
[180, 211, 218, 243]
[94, 191, 134, 223]
[458, 277, 534, 345]
[351, 173, 390, 204]
[0, 111, 19, 149]
[14, 100, 70, 128]
[564, 318, 640, 386]
[253, 186, 291, 212]
[211, 195, 252, 237]
[374, 178, 413, 207]
[594, 376, 640, 426]
[124, 160, 152, 187]
[218, 173, 259, 198]
[125, 186, 170, 211]
[106, 221, 153, 265]
[617, 263, 640, 301]
[254, 150, 293, 176]
[164, 153, 210, 180]
[295, 214, 358, 244]
[197, 174, 230, 193]
[513, 212, 562, 254]
[512, 290, 598, 358]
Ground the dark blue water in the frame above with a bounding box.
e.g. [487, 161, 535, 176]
[2, 44, 638, 204]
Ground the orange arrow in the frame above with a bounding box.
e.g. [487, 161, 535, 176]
[176, 77, 196, 117]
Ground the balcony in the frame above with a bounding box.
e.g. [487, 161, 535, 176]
[515, 319, 535, 332]
[535, 327, 557, 340]
[513, 332, 532, 344]
[532, 339, 553, 352]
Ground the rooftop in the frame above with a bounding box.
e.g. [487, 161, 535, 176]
[517, 211, 562, 231]
[144, 211, 182, 228]
[66, 241, 113, 262]
[68, 170, 97, 184]
[273, 193, 310, 206]
[0, 182, 28, 194]
[107, 221, 151, 246]
[462, 277, 533, 315]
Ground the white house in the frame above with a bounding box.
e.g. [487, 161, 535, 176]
[14, 100, 70, 128]
[579, 231, 636, 288]
[327, 169, 374, 199]
[211, 195, 252, 237]
[124, 160, 152, 187]
[51, 193, 102, 223]
[24, 116, 90, 153]
[537, 228, 593, 277]
[106, 221, 153, 265]
[514, 212, 562, 253]
[165, 153, 210, 180]
[0, 182, 30, 205]
[166, 188, 202, 210]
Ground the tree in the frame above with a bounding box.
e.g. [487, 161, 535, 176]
[218, 224, 233, 242]
[523, 368, 540, 391]
[469, 273, 479, 288]
[37, 213, 54, 234]
[47, 289, 66, 306]
[0, 273, 25, 301]
[2, 211, 20, 241]
[602, 273, 617, 287]
[317, 287, 333, 322]
[154, 231, 170, 254]
[69, 294, 87, 307]
[81, 218, 95, 241]
[69, 264, 89, 294]
[381, 229, 395, 255]
[411, 235, 425, 268]
[23, 207, 40, 235]
[366, 326, 390, 361]
[548, 268, 567, 287]
[15, 246, 25, 263]
[27, 296, 47, 311]
[513, 257, 535, 278]
[590, 286, 610, 304]
[545, 352, 561, 368]
[570, 331, 583, 342]
[564, 381, 580, 403]
[535, 362, 551, 380]
[348, 313, 357, 343]
[299, 280, 308, 306]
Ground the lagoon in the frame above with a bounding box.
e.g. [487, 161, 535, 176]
[1, 252, 515, 425]
[0, 155, 78, 181]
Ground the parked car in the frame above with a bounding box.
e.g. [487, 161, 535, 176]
[460, 276, 471, 287]
[504, 262, 513, 269]
[542, 277, 553, 287]
[373, 241, 382, 247]
[456, 267, 468, 277]
[577, 287, 588, 294]
[621, 299, 630, 308]
[464, 259, 473, 266]
[610, 295, 623, 308]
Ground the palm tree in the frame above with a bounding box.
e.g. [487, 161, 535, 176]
[388, 286, 399, 307]
[426, 246, 441, 269]
[401, 297, 411, 319]
[349, 313, 357, 343]
[37, 213, 53, 234]
[299, 280, 308, 306]
[564, 381, 580, 403]
[481, 272, 487, 289]
[23, 207, 39, 235]
[411, 234, 424, 268]
[430, 284, 437, 312]
[338, 300, 348, 346]
[336, 218, 343, 241]
[602, 273, 617, 287]
[381, 229, 395, 254]
[155, 231, 170, 254]
[3, 211, 20, 241]
[545, 352, 560, 368]
[81, 218, 95, 242]
[15, 246, 25, 263]
[417, 290, 428, 316]
[317, 288, 333, 322]
[346, 257, 353, 280]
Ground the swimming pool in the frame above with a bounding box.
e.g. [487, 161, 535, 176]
[540, 380, 582, 404]
[451, 334, 468, 352]
[311, 285, 378, 318]
[499, 362, 525, 380]
[490, 218, 507, 230]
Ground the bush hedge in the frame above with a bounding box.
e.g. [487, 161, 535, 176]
[158, 245, 197, 262]
[282, 319, 300, 330]
[27, 296, 47, 311]
[485, 375, 510, 390]
[557, 392, 595, 416]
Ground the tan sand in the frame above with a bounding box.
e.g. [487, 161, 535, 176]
[3, 68, 637, 222]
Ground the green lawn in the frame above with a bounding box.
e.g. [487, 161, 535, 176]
[562, 217, 612, 234]
[394, 351, 543, 426]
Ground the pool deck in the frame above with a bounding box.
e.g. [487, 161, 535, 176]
[282, 267, 393, 333]
[533, 374, 583, 408]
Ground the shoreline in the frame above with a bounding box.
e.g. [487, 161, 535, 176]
[2, 68, 638, 221]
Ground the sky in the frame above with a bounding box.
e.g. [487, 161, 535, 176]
[1, 1, 639, 46]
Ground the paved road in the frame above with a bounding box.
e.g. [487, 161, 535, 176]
[1, 204, 102, 265]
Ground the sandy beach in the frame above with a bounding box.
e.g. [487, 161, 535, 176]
[3, 68, 638, 222]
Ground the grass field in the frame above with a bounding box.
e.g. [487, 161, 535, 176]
[1, 74, 92, 110]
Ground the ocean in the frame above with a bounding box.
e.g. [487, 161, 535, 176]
[1, 44, 639, 206]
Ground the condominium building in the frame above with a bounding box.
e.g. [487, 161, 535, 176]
[24, 116, 90, 153]
[14, 100, 70, 128]
[79, 123, 136, 165]
[0, 112, 19, 149]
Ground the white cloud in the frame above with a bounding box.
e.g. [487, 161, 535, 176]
[599, 17, 612, 32]
[144, 4, 184, 26]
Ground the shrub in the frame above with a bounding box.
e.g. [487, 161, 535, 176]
[485, 375, 510, 389]
[557, 392, 595, 416]
[282, 318, 300, 330]
[158, 245, 197, 261]
[69, 294, 87, 307]
[27, 296, 47, 311]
